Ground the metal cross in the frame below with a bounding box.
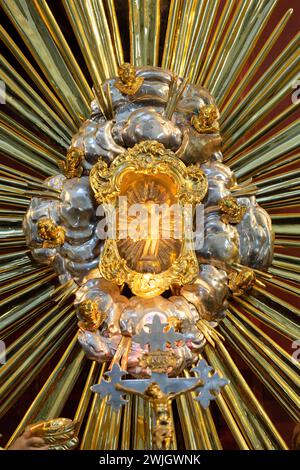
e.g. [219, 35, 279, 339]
[192, 359, 229, 409]
[133, 314, 185, 351]
[91, 315, 229, 410]
[91, 364, 129, 410]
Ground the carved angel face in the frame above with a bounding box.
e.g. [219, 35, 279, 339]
[118, 62, 136, 84]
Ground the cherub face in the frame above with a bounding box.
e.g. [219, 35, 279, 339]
[200, 104, 219, 123]
[78, 299, 98, 320]
[119, 63, 136, 84]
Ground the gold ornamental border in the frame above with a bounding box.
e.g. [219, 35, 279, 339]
[90, 140, 208, 297]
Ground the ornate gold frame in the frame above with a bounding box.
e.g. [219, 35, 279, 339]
[90, 141, 208, 297]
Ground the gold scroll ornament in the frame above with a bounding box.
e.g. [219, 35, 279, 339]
[29, 418, 79, 450]
[90, 141, 208, 297]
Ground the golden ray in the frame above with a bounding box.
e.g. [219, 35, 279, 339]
[205, 344, 288, 449]
[233, 122, 299, 179]
[0, 25, 78, 133]
[211, 0, 279, 100]
[80, 364, 107, 450]
[197, 0, 236, 85]
[220, 8, 293, 116]
[0, 0, 299, 452]
[232, 296, 299, 341]
[1, 0, 90, 123]
[221, 311, 300, 422]
[204, 0, 254, 90]
[6, 336, 86, 447]
[63, 0, 119, 84]
[223, 33, 300, 135]
[224, 104, 297, 161]
[129, 0, 161, 67]
[0, 307, 76, 418]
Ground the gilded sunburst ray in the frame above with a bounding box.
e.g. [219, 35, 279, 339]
[0, 0, 299, 451]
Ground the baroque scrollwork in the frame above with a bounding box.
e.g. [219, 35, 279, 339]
[90, 141, 206, 297]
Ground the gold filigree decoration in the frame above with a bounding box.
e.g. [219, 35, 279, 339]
[90, 140, 208, 206]
[90, 141, 207, 297]
[139, 350, 179, 374]
[115, 62, 144, 95]
[61, 147, 84, 178]
[99, 240, 199, 297]
[228, 268, 256, 296]
[191, 104, 220, 134]
[29, 418, 79, 450]
[219, 195, 247, 224]
[77, 299, 107, 331]
[37, 218, 65, 248]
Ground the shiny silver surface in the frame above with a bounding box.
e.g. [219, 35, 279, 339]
[236, 196, 274, 269]
[181, 265, 228, 322]
[23, 176, 103, 284]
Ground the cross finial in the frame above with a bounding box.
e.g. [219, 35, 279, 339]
[91, 364, 128, 410]
[133, 314, 185, 351]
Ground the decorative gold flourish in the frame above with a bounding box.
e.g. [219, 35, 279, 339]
[179, 164, 208, 204]
[218, 195, 247, 224]
[139, 350, 179, 374]
[37, 218, 65, 248]
[61, 147, 85, 178]
[29, 418, 79, 450]
[99, 239, 199, 298]
[77, 299, 107, 331]
[191, 104, 220, 134]
[90, 141, 206, 297]
[90, 140, 208, 206]
[228, 268, 256, 296]
[115, 62, 144, 95]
